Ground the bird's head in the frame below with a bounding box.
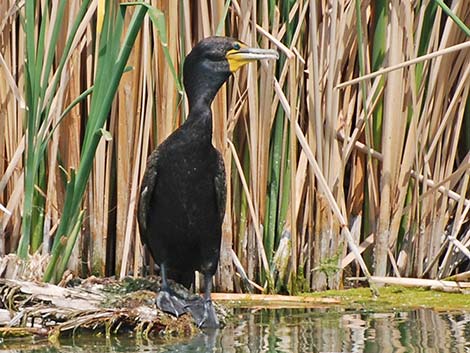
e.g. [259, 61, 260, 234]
[183, 36, 278, 109]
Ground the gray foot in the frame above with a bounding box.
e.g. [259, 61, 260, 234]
[202, 299, 220, 329]
[156, 290, 187, 317]
[185, 298, 219, 329]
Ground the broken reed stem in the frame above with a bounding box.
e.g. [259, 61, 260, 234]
[337, 133, 470, 208]
[273, 79, 373, 281]
[336, 40, 470, 89]
[227, 139, 273, 287]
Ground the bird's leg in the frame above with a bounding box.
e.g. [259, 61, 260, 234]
[200, 273, 219, 329]
[183, 273, 219, 328]
[156, 263, 186, 317]
[159, 262, 170, 291]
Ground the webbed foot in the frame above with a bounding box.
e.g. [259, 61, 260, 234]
[185, 298, 219, 329]
[202, 299, 220, 329]
[156, 290, 187, 317]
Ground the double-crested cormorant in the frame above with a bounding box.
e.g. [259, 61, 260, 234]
[138, 36, 278, 328]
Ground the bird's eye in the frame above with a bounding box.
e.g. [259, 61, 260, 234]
[233, 42, 241, 50]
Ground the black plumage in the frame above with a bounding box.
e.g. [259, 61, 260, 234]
[138, 36, 278, 328]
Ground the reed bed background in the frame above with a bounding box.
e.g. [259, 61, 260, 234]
[1, 0, 469, 293]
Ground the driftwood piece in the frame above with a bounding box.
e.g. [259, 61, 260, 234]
[212, 293, 340, 308]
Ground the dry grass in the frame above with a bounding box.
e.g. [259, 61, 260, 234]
[0, 1, 469, 293]
[0, 276, 197, 339]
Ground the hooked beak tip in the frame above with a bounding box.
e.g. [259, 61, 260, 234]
[228, 47, 279, 61]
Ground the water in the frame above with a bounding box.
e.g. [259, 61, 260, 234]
[1, 307, 470, 352]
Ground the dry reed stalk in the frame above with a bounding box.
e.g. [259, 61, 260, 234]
[375, 0, 405, 278]
[131, 16, 152, 279]
[212, 0, 234, 292]
[336, 40, 470, 89]
[1, 173, 23, 240]
[288, 57, 298, 284]
[115, 14, 137, 275]
[228, 139, 271, 283]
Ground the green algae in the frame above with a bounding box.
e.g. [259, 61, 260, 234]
[306, 285, 470, 311]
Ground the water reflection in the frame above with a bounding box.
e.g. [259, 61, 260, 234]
[1, 308, 470, 352]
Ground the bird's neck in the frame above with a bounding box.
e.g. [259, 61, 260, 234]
[183, 68, 230, 137]
[184, 104, 213, 142]
[184, 82, 221, 131]
[184, 66, 230, 118]
[186, 81, 224, 112]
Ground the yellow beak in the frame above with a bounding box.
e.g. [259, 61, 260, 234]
[226, 46, 279, 72]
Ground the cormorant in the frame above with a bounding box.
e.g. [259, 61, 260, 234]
[138, 36, 278, 328]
